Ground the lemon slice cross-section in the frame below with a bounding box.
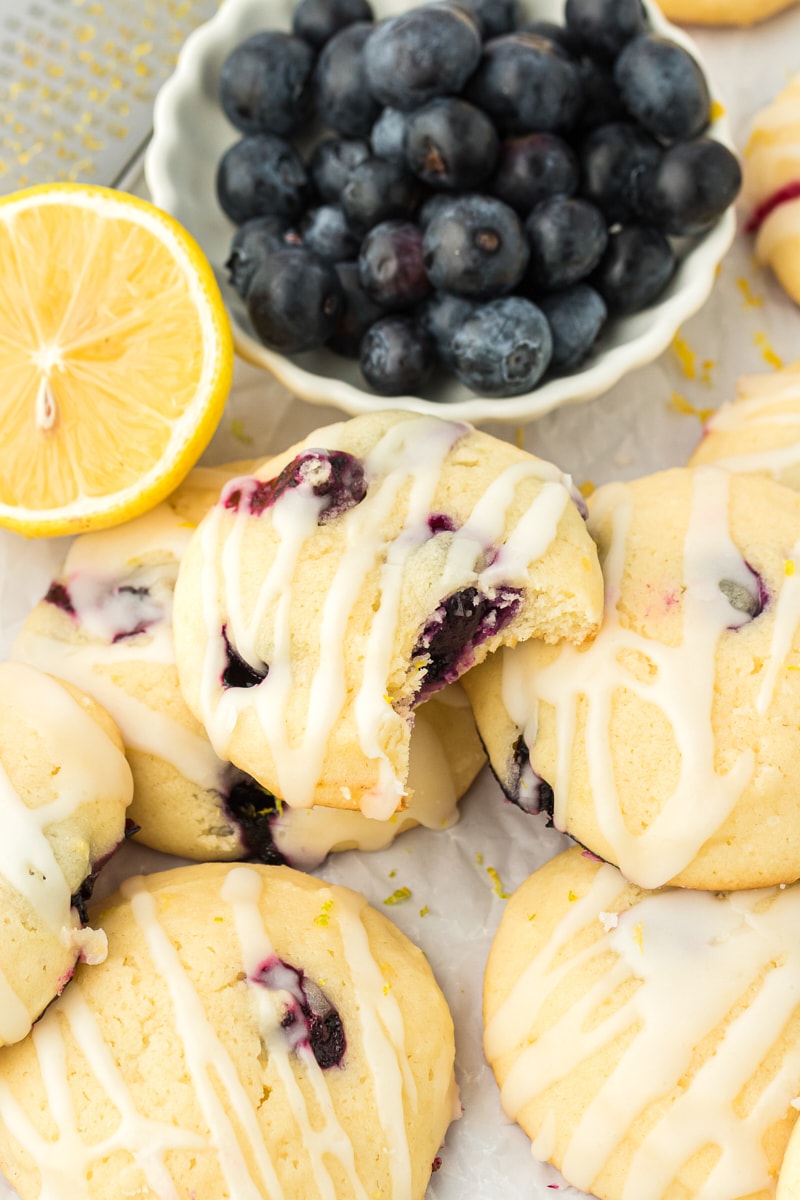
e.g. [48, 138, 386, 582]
[0, 183, 234, 538]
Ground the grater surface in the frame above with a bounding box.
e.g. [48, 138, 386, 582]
[0, 0, 221, 194]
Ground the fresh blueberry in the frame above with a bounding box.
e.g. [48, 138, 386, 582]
[593, 225, 675, 314]
[413, 586, 523, 697]
[418, 192, 459, 228]
[313, 22, 381, 138]
[451, 0, 519, 39]
[246, 247, 344, 353]
[451, 296, 552, 395]
[515, 19, 583, 55]
[489, 132, 578, 214]
[292, 0, 373, 50]
[370, 107, 409, 164]
[328, 261, 387, 357]
[309, 137, 371, 203]
[417, 291, 476, 369]
[423, 194, 529, 299]
[225, 777, 286, 865]
[465, 33, 584, 134]
[404, 97, 499, 192]
[615, 35, 710, 143]
[576, 58, 626, 129]
[635, 137, 742, 236]
[363, 6, 482, 111]
[300, 205, 360, 262]
[222, 626, 268, 690]
[358, 220, 431, 309]
[539, 283, 607, 369]
[226, 216, 302, 300]
[580, 121, 662, 224]
[564, 0, 648, 63]
[524, 196, 608, 292]
[340, 156, 421, 232]
[216, 135, 312, 225]
[219, 32, 315, 139]
[223, 451, 367, 523]
[360, 315, 436, 395]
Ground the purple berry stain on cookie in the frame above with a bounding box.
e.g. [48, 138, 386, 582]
[221, 626, 269, 690]
[44, 581, 76, 617]
[413, 585, 522, 699]
[224, 777, 287, 865]
[222, 450, 367, 526]
[253, 956, 346, 1068]
[428, 513, 457, 534]
[45, 577, 163, 642]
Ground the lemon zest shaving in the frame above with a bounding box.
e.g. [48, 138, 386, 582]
[710, 99, 726, 122]
[419, 905, 429, 917]
[754, 331, 784, 369]
[787, 560, 796, 577]
[486, 867, 509, 899]
[475, 851, 484, 866]
[384, 887, 411, 906]
[672, 333, 696, 380]
[568, 890, 578, 902]
[314, 899, 334, 927]
[669, 392, 714, 423]
[737, 277, 763, 308]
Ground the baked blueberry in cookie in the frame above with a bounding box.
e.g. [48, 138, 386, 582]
[223, 449, 367, 524]
[254, 955, 346, 1068]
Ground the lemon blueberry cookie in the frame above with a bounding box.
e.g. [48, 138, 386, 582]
[484, 846, 800, 1200]
[0, 661, 132, 1047]
[0, 862, 459, 1200]
[463, 466, 800, 890]
[173, 410, 603, 819]
[742, 76, 800, 304]
[690, 360, 800, 490]
[12, 473, 485, 865]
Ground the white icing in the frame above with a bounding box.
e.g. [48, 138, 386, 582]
[194, 418, 573, 816]
[701, 377, 800, 477]
[486, 864, 800, 1199]
[501, 469, 759, 889]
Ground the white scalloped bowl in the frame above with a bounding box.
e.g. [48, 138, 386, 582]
[145, 0, 736, 425]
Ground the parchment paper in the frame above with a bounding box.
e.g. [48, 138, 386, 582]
[2, 11, 800, 1197]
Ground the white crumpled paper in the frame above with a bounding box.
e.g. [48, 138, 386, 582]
[2, 10, 800, 1198]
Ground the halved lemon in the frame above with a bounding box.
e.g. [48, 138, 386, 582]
[0, 183, 234, 538]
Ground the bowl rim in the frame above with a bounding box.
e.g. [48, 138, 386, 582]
[145, 0, 738, 425]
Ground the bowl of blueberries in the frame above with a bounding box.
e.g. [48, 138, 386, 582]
[145, 0, 740, 423]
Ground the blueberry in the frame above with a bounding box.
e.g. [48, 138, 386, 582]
[44, 581, 76, 616]
[300, 205, 361, 262]
[292, 0, 373, 50]
[719, 577, 762, 621]
[539, 283, 607, 369]
[451, 0, 519, 39]
[413, 586, 523, 698]
[358, 220, 431, 309]
[615, 35, 710, 143]
[580, 121, 662, 225]
[465, 34, 584, 135]
[253, 958, 346, 1068]
[516, 19, 583, 55]
[418, 192, 459, 228]
[360, 315, 436, 395]
[564, 0, 648, 62]
[489, 132, 578, 214]
[363, 6, 482, 111]
[404, 97, 499, 192]
[223, 451, 367, 522]
[576, 58, 626, 130]
[222, 626, 268, 690]
[313, 22, 381, 138]
[219, 32, 315, 138]
[225, 777, 286, 865]
[422, 194, 529, 299]
[226, 216, 301, 299]
[340, 156, 421, 232]
[524, 196, 608, 292]
[451, 296, 553, 396]
[508, 735, 555, 817]
[216, 135, 312, 225]
[309, 137, 371, 203]
[417, 291, 476, 369]
[328, 261, 387, 357]
[593, 225, 675, 314]
[246, 247, 344, 353]
[635, 137, 742, 236]
[370, 107, 409, 164]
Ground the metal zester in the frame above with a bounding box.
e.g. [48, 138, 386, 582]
[0, 0, 221, 194]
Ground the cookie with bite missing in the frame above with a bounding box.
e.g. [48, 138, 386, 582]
[742, 75, 800, 303]
[657, 0, 797, 22]
[0, 661, 132, 1047]
[173, 410, 603, 818]
[689, 359, 800, 490]
[0, 862, 459, 1200]
[484, 846, 800, 1200]
[12, 465, 485, 865]
[463, 465, 800, 891]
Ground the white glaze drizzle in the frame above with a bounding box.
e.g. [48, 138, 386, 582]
[703, 378, 800, 476]
[501, 469, 757, 889]
[486, 865, 800, 1199]
[195, 417, 572, 815]
[0, 663, 132, 1042]
[756, 538, 800, 714]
